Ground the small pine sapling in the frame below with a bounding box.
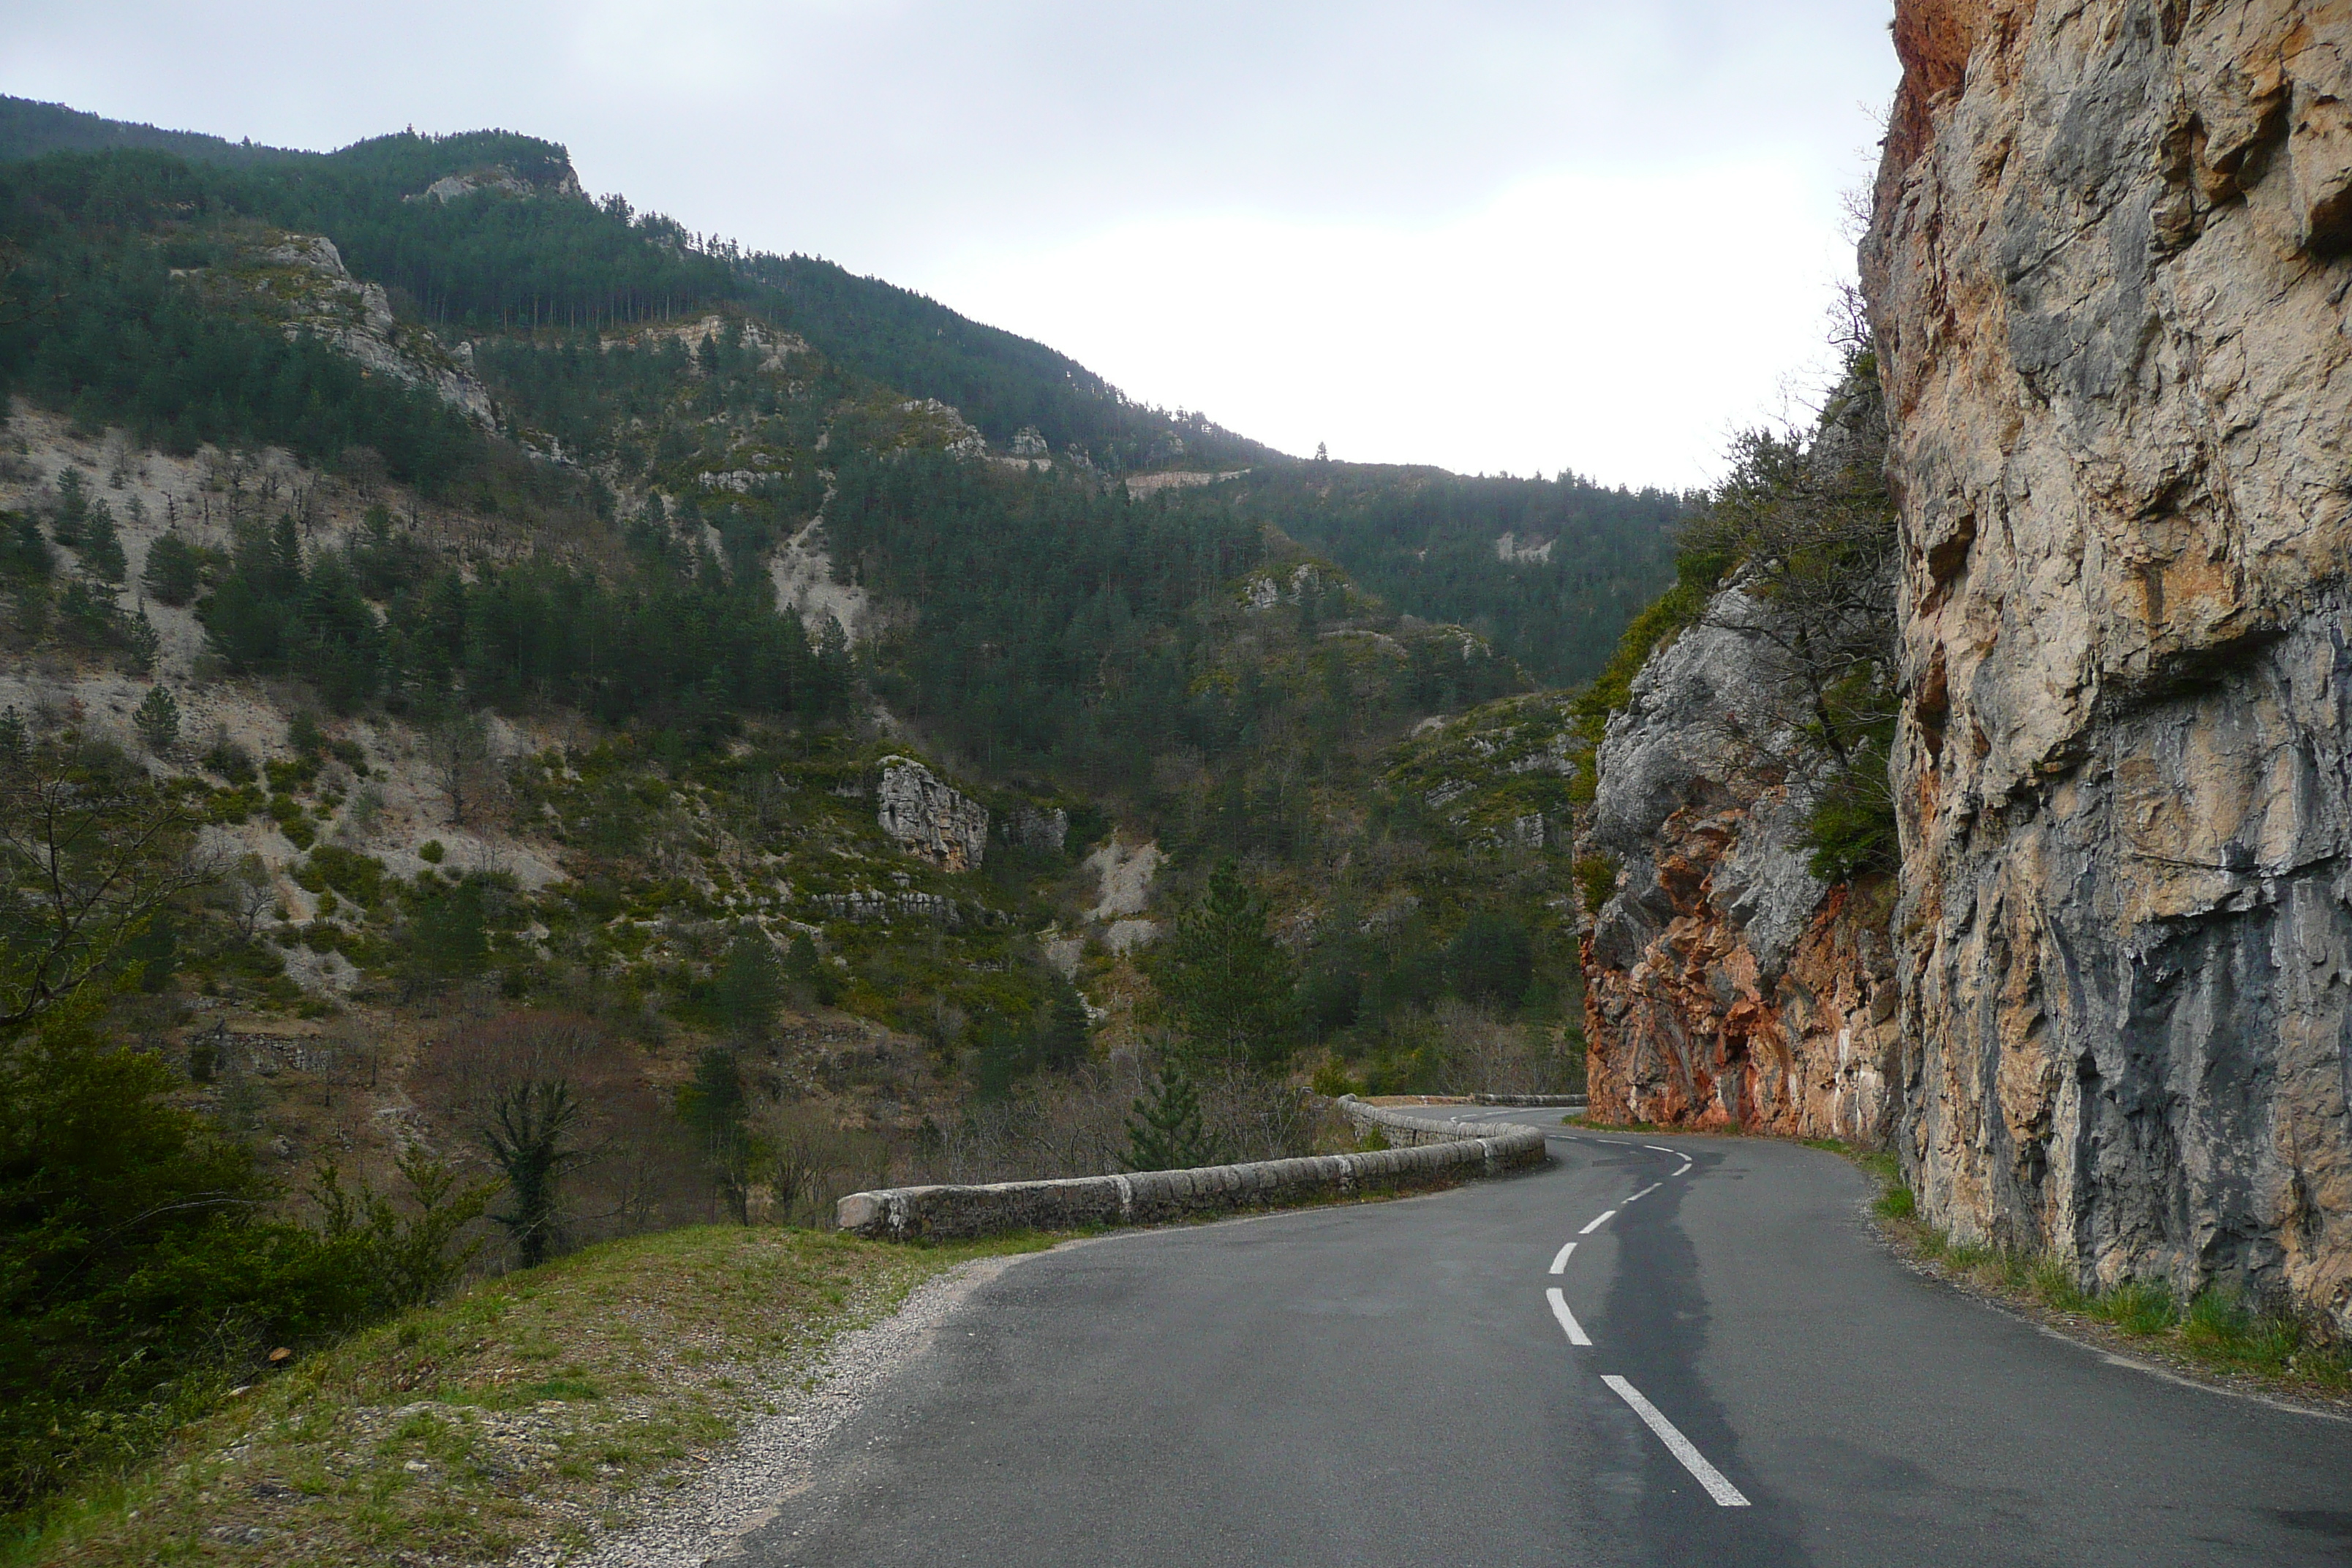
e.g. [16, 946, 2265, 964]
[1122, 1061, 1219, 1172]
[132, 685, 180, 755]
[79, 499, 127, 585]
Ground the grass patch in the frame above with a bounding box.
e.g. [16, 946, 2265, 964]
[4, 1225, 1049, 1568]
[1797, 1142, 2352, 1408]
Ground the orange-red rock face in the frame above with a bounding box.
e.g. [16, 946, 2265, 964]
[1579, 576, 1900, 1147]
[1866, 0, 2352, 1326]
[1583, 818, 1898, 1144]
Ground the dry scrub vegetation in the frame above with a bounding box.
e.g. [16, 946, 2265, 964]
[8, 1227, 1046, 1568]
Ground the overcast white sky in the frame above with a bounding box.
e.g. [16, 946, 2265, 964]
[5, 2, 1898, 489]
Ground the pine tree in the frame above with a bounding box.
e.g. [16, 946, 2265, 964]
[142, 531, 202, 605]
[50, 468, 87, 545]
[679, 1046, 758, 1222]
[132, 685, 179, 755]
[79, 500, 126, 585]
[1151, 859, 1301, 1068]
[1122, 1062, 1219, 1172]
[123, 606, 161, 676]
[717, 925, 783, 1040]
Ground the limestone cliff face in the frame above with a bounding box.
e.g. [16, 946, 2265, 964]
[876, 758, 989, 871]
[1866, 0, 2352, 1324]
[1582, 593, 1900, 1144]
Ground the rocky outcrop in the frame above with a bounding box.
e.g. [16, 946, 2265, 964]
[804, 888, 1009, 928]
[875, 757, 989, 871]
[1005, 804, 1068, 853]
[894, 399, 989, 459]
[1080, 834, 1163, 954]
[1582, 592, 1899, 1145]
[407, 163, 586, 205]
[255, 235, 497, 426]
[1865, 0, 2352, 1324]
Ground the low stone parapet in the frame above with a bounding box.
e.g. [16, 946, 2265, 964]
[837, 1100, 1548, 1241]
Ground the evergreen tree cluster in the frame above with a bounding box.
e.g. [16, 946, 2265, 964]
[194, 505, 848, 723]
[826, 451, 1263, 785]
[0, 154, 482, 482]
[1237, 464, 1689, 687]
[0, 98, 1272, 470]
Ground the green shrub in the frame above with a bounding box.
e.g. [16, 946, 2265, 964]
[266, 793, 315, 849]
[1573, 853, 1621, 915]
[1806, 743, 1898, 883]
[1309, 1057, 1358, 1098]
[0, 1017, 485, 1511]
[294, 845, 390, 910]
[200, 734, 256, 783]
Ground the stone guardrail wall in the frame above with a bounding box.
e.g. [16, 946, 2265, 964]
[836, 1097, 1550, 1241]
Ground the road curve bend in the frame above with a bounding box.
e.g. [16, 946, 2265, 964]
[728, 1117, 2352, 1567]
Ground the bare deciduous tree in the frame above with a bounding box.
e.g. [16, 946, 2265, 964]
[0, 759, 218, 1031]
[423, 709, 497, 827]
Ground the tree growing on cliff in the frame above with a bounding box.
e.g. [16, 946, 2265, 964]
[1679, 361, 1901, 881]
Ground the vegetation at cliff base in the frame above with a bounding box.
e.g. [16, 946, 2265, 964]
[1821, 1142, 2352, 1406]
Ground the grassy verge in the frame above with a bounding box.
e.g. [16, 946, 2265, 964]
[5, 1226, 1052, 1568]
[1803, 1138, 2352, 1409]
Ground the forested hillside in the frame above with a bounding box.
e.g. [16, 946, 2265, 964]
[1229, 462, 1688, 685]
[0, 96, 1637, 1527]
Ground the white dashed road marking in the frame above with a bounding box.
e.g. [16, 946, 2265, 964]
[1643, 1145, 1677, 1154]
[1548, 1241, 1578, 1275]
[1579, 1210, 1617, 1235]
[1624, 1183, 1661, 1203]
[1546, 1287, 1593, 1346]
[1601, 1375, 1750, 1507]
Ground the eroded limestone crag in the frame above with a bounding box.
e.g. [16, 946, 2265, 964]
[875, 757, 990, 871]
[1864, 0, 2352, 1324]
[1582, 587, 1900, 1145]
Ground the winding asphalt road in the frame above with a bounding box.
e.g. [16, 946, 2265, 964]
[734, 1116, 2352, 1566]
